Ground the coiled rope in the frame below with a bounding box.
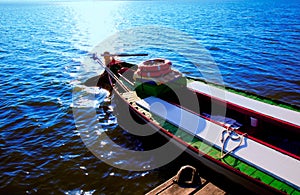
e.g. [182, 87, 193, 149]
[220, 127, 247, 159]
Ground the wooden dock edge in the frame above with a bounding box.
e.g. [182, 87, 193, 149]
[146, 165, 226, 195]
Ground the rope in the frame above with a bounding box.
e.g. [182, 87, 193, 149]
[93, 53, 131, 92]
[219, 127, 247, 159]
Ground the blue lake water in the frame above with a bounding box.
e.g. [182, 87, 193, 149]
[0, 0, 299, 194]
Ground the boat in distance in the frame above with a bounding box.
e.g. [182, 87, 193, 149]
[86, 52, 300, 194]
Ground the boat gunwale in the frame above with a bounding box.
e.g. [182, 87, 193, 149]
[112, 84, 287, 195]
[186, 76, 300, 112]
[187, 86, 300, 131]
[169, 99, 300, 161]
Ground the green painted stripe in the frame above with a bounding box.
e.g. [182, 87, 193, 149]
[292, 189, 300, 195]
[251, 169, 276, 184]
[222, 155, 241, 167]
[270, 179, 296, 194]
[234, 160, 256, 176]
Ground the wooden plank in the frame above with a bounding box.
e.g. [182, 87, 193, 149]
[146, 176, 207, 195]
[145, 165, 227, 195]
[145, 177, 174, 195]
[194, 182, 226, 195]
[156, 182, 199, 195]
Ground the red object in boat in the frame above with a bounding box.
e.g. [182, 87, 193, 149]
[137, 58, 172, 77]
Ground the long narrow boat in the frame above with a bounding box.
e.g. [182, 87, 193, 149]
[88, 52, 300, 194]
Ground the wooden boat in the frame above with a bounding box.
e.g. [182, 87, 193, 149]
[87, 52, 300, 194]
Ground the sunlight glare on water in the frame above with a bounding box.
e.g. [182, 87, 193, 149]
[69, 1, 123, 50]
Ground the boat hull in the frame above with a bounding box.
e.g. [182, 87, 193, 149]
[89, 54, 299, 194]
[112, 88, 285, 195]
